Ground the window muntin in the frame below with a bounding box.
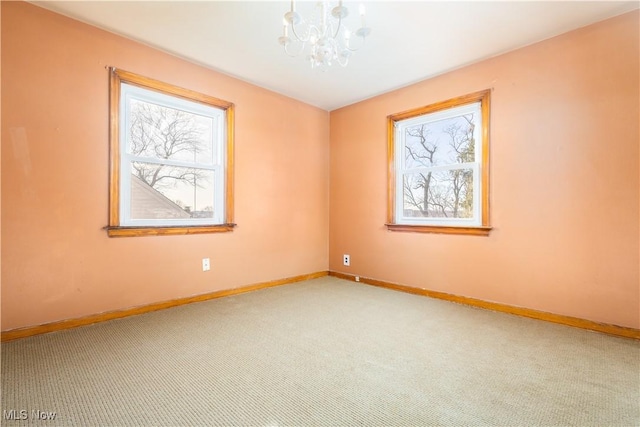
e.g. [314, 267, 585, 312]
[387, 91, 490, 234]
[108, 69, 234, 236]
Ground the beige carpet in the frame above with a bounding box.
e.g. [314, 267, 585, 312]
[2, 276, 639, 426]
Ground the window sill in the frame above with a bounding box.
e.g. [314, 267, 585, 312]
[106, 224, 236, 237]
[385, 223, 492, 236]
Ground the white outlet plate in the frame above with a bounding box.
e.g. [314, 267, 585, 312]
[343, 254, 350, 266]
[202, 258, 210, 271]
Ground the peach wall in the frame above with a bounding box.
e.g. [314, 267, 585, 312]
[2, 2, 638, 333]
[329, 11, 640, 328]
[1, 2, 329, 331]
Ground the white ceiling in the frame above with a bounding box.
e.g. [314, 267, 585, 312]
[33, 1, 638, 111]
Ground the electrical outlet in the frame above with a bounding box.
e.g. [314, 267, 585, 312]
[343, 254, 350, 266]
[202, 258, 210, 272]
[355, 276, 360, 282]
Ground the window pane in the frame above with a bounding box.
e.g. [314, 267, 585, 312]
[404, 113, 476, 169]
[403, 169, 474, 219]
[130, 162, 215, 220]
[128, 99, 215, 165]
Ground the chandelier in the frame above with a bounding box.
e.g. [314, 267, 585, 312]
[278, 1, 371, 70]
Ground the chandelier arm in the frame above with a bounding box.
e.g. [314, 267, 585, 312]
[332, 14, 343, 39]
[344, 34, 367, 52]
[290, 20, 311, 43]
[336, 53, 349, 67]
[284, 41, 307, 57]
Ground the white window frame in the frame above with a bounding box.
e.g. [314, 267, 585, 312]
[119, 83, 226, 227]
[394, 102, 482, 227]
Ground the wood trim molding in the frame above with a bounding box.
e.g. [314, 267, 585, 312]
[1, 271, 329, 342]
[386, 116, 396, 224]
[8, 270, 635, 342]
[329, 271, 640, 340]
[108, 68, 121, 226]
[225, 104, 235, 225]
[388, 90, 491, 122]
[110, 68, 234, 110]
[385, 224, 492, 236]
[480, 92, 491, 226]
[106, 224, 236, 237]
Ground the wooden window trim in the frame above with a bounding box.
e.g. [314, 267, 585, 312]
[386, 90, 491, 236]
[105, 224, 236, 238]
[385, 224, 492, 236]
[108, 68, 235, 237]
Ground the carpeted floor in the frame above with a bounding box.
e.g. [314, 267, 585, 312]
[2, 276, 639, 426]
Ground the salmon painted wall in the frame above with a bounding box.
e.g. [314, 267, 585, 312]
[329, 11, 640, 329]
[1, 2, 329, 331]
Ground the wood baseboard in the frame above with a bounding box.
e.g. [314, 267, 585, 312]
[6, 270, 636, 342]
[1, 271, 329, 342]
[329, 271, 640, 340]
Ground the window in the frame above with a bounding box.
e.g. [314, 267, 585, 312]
[387, 90, 491, 236]
[108, 68, 235, 237]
